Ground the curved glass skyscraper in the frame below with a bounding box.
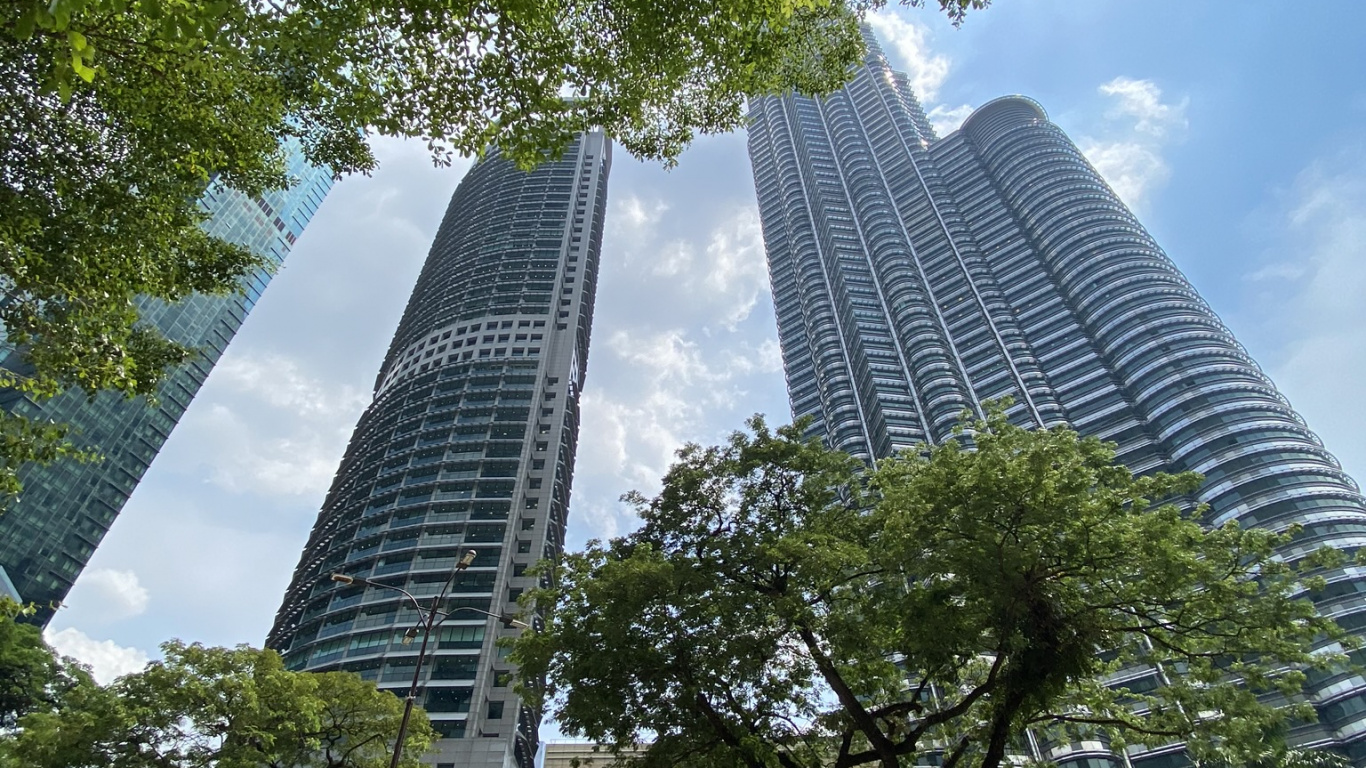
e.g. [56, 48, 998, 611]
[0, 142, 333, 624]
[267, 131, 610, 768]
[748, 30, 1366, 763]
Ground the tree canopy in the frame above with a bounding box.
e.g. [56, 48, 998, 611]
[0, 0, 988, 496]
[0, 599, 86, 728]
[0, 627, 434, 768]
[512, 407, 1354, 768]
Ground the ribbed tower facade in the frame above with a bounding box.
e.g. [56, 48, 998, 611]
[267, 132, 610, 768]
[0, 142, 333, 624]
[747, 30, 1366, 764]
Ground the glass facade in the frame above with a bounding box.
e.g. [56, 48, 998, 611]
[748, 28, 1366, 762]
[0, 142, 334, 624]
[266, 131, 610, 768]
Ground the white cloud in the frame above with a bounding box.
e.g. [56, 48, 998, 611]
[1099, 77, 1189, 139]
[700, 207, 769, 330]
[183, 353, 369, 497]
[616, 194, 669, 230]
[44, 627, 150, 685]
[612, 204, 770, 332]
[579, 329, 783, 501]
[63, 568, 149, 623]
[572, 138, 795, 548]
[1081, 77, 1188, 211]
[1080, 141, 1171, 211]
[928, 104, 974, 136]
[1249, 158, 1366, 482]
[1245, 262, 1307, 282]
[214, 353, 369, 420]
[866, 12, 952, 103]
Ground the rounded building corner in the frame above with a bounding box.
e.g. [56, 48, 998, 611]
[960, 96, 1049, 145]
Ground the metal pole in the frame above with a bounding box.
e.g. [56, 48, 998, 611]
[330, 550, 530, 768]
[385, 550, 474, 768]
[390, 593, 439, 768]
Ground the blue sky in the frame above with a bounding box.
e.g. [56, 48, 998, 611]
[43, 0, 1366, 699]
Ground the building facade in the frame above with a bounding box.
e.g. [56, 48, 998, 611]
[542, 742, 644, 768]
[266, 131, 610, 768]
[0, 144, 333, 624]
[747, 31, 1366, 764]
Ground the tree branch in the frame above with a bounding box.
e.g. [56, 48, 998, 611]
[693, 692, 766, 768]
[793, 621, 898, 767]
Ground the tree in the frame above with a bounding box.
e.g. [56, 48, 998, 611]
[0, 0, 989, 496]
[512, 407, 1353, 768]
[0, 640, 435, 768]
[0, 599, 86, 727]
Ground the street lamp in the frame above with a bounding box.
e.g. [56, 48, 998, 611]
[329, 549, 530, 768]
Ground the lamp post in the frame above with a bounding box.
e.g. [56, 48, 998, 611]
[330, 549, 530, 768]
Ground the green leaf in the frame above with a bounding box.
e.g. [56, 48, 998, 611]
[14, 7, 38, 38]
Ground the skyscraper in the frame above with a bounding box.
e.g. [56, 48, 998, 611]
[0, 143, 333, 624]
[747, 31, 1366, 762]
[267, 131, 610, 768]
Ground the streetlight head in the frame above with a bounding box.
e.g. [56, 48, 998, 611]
[456, 550, 478, 570]
[500, 614, 532, 630]
[401, 626, 419, 646]
[330, 573, 356, 585]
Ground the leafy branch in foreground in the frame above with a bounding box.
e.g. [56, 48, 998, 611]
[0, 408, 96, 502]
[513, 405, 1353, 768]
[0, 0, 990, 493]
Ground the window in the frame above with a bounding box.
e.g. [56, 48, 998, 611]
[433, 721, 465, 739]
[426, 687, 473, 712]
[487, 701, 504, 719]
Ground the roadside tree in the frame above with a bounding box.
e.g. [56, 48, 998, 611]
[0, 636, 432, 768]
[514, 407, 1352, 768]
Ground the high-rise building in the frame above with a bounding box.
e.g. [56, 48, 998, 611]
[266, 131, 610, 768]
[0, 143, 333, 624]
[747, 30, 1366, 763]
